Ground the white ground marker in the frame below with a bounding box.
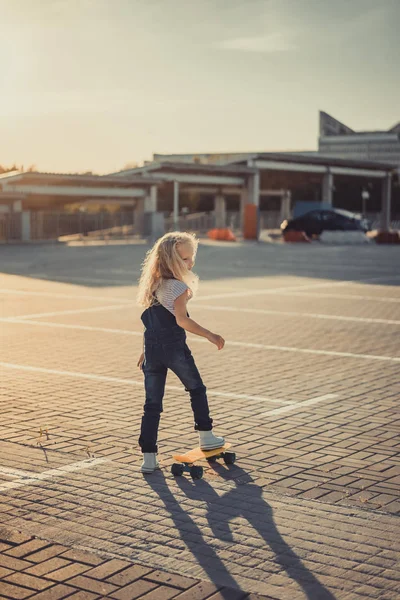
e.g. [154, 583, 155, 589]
[0, 458, 111, 492]
[1, 320, 399, 363]
[0, 362, 289, 404]
[259, 394, 339, 417]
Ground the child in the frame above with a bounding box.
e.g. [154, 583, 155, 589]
[136, 231, 225, 473]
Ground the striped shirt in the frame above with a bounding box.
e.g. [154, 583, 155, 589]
[155, 279, 192, 316]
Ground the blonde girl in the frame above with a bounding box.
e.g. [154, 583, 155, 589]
[136, 231, 225, 473]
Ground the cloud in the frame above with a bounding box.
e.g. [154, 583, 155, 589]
[216, 32, 294, 53]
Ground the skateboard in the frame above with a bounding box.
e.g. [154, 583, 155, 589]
[171, 443, 235, 479]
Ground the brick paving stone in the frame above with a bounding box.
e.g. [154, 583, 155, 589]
[109, 579, 158, 600]
[64, 575, 118, 596]
[135, 586, 180, 600]
[24, 558, 72, 577]
[27, 585, 79, 600]
[173, 582, 221, 599]
[0, 581, 33, 599]
[107, 565, 153, 586]
[143, 570, 198, 590]
[83, 558, 132, 580]
[0, 556, 34, 572]
[44, 562, 92, 581]
[4, 540, 51, 559]
[61, 593, 99, 600]
[25, 547, 68, 564]
[2, 572, 54, 591]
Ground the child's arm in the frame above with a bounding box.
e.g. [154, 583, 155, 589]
[174, 292, 225, 350]
[137, 332, 145, 369]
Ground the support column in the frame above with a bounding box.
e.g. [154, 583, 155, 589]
[381, 173, 392, 231]
[21, 211, 31, 241]
[243, 172, 260, 240]
[173, 180, 179, 230]
[12, 200, 22, 212]
[214, 194, 226, 228]
[280, 191, 291, 222]
[322, 170, 334, 206]
[248, 172, 260, 207]
[144, 185, 157, 213]
[240, 187, 249, 233]
[134, 198, 145, 235]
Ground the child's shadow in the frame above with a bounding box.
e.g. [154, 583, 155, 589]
[145, 463, 336, 600]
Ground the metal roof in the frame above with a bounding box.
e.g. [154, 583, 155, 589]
[226, 152, 397, 172]
[111, 161, 256, 178]
[0, 171, 164, 187]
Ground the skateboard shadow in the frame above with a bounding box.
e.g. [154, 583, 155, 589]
[145, 465, 336, 599]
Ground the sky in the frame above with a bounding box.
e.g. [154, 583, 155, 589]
[0, 0, 399, 174]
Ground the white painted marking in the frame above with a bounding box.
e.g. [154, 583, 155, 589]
[286, 291, 400, 304]
[260, 394, 339, 417]
[0, 289, 134, 304]
[195, 304, 400, 326]
[225, 340, 400, 363]
[0, 466, 35, 479]
[195, 281, 342, 301]
[11, 303, 132, 320]
[0, 458, 110, 492]
[1, 320, 398, 363]
[0, 362, 288, 404]
[0, 318, 143, 337]
[194, 275, 400, 301]
[30, 273, 135, 285]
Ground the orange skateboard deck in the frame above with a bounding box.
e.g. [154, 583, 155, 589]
[171, 443, 235, 479]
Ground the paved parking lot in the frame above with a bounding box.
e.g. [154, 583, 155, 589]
[0, 240, 399, 599]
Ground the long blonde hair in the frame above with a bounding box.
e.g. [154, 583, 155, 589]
[137, 231, 199, 308]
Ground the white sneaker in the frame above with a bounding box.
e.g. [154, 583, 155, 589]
[140, 453, 160, 474]
[199, 430, 225, 450]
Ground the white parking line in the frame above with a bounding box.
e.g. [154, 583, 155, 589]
[226, 340, 400, 363]
[0, 318, 143, 336]
[0, 458, 111, 492]
[2, 295, 398, 323]
[285, 291, 400, 304]
[29, 273, 136, 285]
[194, 304, 400, 326]
[1, 319, 399, 363]
[10, 303, 132, 320]
[194, 275, 400, 301]
[0, 466, 36, 479]
[259, 394, 339, 417]
[0, 362, 289, 404]
[0, 289, 134, 304]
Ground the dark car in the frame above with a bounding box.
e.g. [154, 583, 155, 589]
[281, 208, 371, 238]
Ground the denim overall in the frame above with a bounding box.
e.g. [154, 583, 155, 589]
[138, 302, 213, 453]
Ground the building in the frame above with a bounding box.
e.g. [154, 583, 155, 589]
[113, 153, 396, 234]
[318, 111, 400, 166]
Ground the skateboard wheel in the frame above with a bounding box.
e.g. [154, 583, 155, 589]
[190, 466, 203, 480]
[223, 452, 236, 465]
[206, 456, 217, 463]
[171, 463, 184, 476]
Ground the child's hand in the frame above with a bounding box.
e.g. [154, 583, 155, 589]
[208, 333, 225, 350]
[137, 352, 145, 370]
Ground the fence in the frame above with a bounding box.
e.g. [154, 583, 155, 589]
[0, 213, 22, 241]
[1, 210, 399, 242]
[30, 211, 135, 240]
[164, 212, 216, 234]
[164, 210, 283, 235]
[0, 211, 135, 242]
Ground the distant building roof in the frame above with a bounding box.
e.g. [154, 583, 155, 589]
[320, 111, 400, 137]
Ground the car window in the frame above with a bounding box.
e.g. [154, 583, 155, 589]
[334, 214, 350, 225]
[304, 211, 321, 221]
[320, 212, 336, 222]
